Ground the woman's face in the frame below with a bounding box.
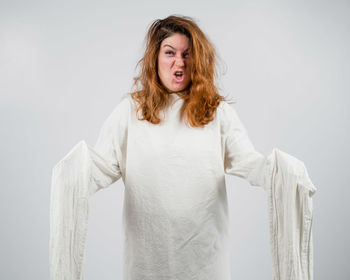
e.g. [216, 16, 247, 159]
[157, 33, 192, 93]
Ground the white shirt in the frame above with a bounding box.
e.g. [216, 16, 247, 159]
[50, 92, 316, 279]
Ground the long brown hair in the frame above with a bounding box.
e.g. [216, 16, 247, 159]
[129, 15, 233, 128]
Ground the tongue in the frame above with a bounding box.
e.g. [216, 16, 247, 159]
[175, 74, 184, 82]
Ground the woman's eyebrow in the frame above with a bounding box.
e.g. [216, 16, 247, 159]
[163, 44, 190, 51]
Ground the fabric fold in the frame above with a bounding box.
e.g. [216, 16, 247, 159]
[264, 148, 317, 280]
[49, 140, 121, 280]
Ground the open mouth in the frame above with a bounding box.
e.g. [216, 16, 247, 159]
[174, 70, 184, 82]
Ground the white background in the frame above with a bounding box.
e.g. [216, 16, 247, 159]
[1, 0, 349, 279]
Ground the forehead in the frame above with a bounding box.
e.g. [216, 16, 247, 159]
[160, 33, 190, 49]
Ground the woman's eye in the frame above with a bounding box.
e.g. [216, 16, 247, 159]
[165, 51, 189, 57]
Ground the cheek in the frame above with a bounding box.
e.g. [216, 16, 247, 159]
[159, 63, 171, 79]
[158, 59, 166, 75]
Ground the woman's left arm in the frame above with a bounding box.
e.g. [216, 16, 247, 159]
[220, 101, 270, 188]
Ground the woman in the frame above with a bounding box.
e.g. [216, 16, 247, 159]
[50, 15, 316, 280]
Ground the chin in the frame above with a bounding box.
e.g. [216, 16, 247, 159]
[170, 83, 191, 93]
[172, 88, 184, 92]
[166, 86, 183, 93]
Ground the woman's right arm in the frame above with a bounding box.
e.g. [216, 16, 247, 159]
[49, 97, 129, 280]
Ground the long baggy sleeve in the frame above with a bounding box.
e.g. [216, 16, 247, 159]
[49, 99, 129, 280]
[220, 102, 317, 280]
[219, 102, 271, 187]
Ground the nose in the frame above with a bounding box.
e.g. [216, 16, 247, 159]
[174, 55, 185, 67]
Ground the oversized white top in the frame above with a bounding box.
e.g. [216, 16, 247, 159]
[50, 92, 316, 280]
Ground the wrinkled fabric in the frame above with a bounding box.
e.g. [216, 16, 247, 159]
[50, 92, 316, 280]
[263, 149, 316, 280]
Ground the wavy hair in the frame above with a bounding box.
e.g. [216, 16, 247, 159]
[129, 15, 233, 127]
